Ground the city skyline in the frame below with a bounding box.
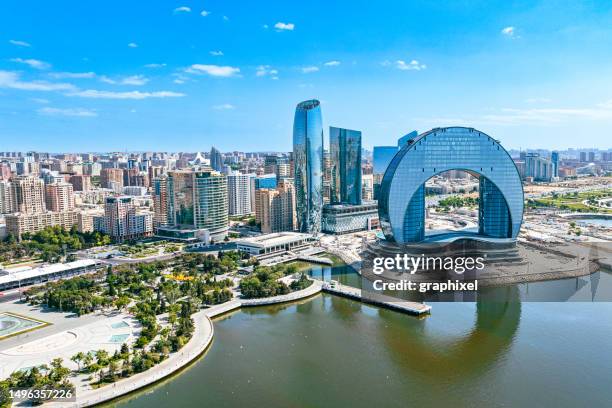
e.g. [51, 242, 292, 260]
[1, 1, 612, 151]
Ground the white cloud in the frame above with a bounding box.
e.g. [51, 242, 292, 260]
[10, 58, 51, 70]
[128, 42, 138, 48]
[301, 66, 319, 73]
[525, 97, 552, 104]
[223, 15, 229, 21]
[99, 75, 149, 86]
[501, 26, 515, 37]
[49, 72, 96, 79]
[38, 107, 97, 117]
[274, 22, 295, 31]
[210, 50, 224, 56]
[263, 24, 269, 29]
[395, 59, 427, 71]
[144, 63, 166, 68]
[67, 90, 185, 99]
[201, 10, 211, 16]
[174, 6, 191, 13]
[213, 103, 235, 110]
[185, 64, 240, 77]
[0, 70, 75, 91]
[323, 60, 341, 67]
[9, 40, 30, 47]
[31, 98, 50, 104]
[256, 65, 279, 78]
[417, 101, 612, 127]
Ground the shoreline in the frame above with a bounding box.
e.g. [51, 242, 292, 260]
[50, 280, 324, 407]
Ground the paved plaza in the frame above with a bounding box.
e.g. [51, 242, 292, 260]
[0, 300, 139, 379]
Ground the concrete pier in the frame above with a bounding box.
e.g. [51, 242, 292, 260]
[321, 281, 431, 316]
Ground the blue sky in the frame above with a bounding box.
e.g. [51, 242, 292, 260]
[1, 0, 612, 152]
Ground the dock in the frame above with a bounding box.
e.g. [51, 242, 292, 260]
[321, 281, 431, 316]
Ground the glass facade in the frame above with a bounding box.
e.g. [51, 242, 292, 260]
[167, 170, 194, 227]
[293, 99, 324, 234]
[329, 126, 362, 205]
[254, 174, 277, 189]
[379, 127, 523, 244]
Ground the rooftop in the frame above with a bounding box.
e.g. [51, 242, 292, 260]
[236, 232, 312, 248]
[0, 259, 99, 286]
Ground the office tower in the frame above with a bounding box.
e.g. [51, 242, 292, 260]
[322, 150, 332, 203]
[101, 168, 124, 190]
[602, 152, 611, 162]
[152, 176, 170, 228]
[551, 151, 559, 178]
[372, 146, 397, 199]
[293, 99, 324, 234]
[0, 180, 14, 214]
[579, 151, 587, 162]
[95, 196, 153, 242]
[329, 126, 362, 205]
[255, 180, 296, 233]
[11, 176, 45, 214]
[227, 172, 253, 216]
[45, 182, 75, 212]
[69, 174, 92, 192]
[254, 174, 277, 189]
[167, 170, 195, 226]
[210, 147, 224, 172]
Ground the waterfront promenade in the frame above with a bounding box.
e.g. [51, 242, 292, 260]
[43, 277, 429, 407]
[48, 281, 324, 407]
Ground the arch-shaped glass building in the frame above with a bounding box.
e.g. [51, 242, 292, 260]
[293, 99, 324, 234]
[378, 127, 523, 244]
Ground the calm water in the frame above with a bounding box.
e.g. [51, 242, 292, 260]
[111, 265, 612, 408]
[577, 218, 612, 227]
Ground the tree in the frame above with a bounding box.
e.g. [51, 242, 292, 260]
[0, 381, 11, 408]
[71, 352, 86, 372]
[95, 349, 109, 366]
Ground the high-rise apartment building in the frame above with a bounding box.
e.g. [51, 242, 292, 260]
[11, 176, 45, 214]
[157, 169, 229, 240]
[69, 174, 92, 192]
[227, 172, 253, 216]
[45, 182, 75, 212]
[293, 99, 324, 234]
[0, 180, 14, 214]
[152, 176, 170, 228]
[101, 168, 124, 190]
[329, 126, 362, 205]
[255, 180, 296, 233]
[6, 211, 78, 240]
[94, 196, 153, 242]
[551, 151, 559, 178]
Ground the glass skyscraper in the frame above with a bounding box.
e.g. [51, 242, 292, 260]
[210, 147, 223, 172]
[379, 127, 523, 244]
[293, 99, 324, 234]
[329, 126, 362, 205]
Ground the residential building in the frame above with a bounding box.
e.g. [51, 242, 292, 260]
[45, 182, 75, 212]
[6, 211, 78, 240]
[227, 172, 253, 216]
[94, 196, 153, 242]
[11, 176, 45, 214]
[255, 180, 296, 233]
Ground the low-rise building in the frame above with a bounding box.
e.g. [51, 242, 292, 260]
[236, 232, 313, 256]
[321, 201, 379, 234]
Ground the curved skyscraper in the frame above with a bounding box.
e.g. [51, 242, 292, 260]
[293, 99, 324, 234]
